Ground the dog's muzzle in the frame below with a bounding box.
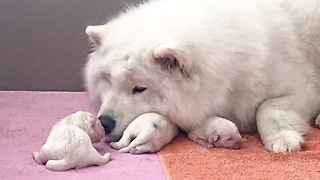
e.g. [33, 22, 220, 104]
[98, 115, 116, 134]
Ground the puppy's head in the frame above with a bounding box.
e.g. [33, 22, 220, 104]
[208, 118, 244, 149]
[210, 132, 243, 150]
[66, 111, 105, 143]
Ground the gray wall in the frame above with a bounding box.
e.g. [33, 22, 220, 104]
[0, 0, 143, 91]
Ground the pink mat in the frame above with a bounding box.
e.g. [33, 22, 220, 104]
[0, 91, 165, 180]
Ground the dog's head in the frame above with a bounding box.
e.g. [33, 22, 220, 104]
[83, 22, 200, 140]
[82, 3, 246, 140]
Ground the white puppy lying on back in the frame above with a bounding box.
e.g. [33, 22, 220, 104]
[33, 111, 111, 171]
[188, 117, 247, 149]
[110, 113, 179, 154]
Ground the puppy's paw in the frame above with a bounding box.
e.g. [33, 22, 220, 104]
[118, 147, 131, 153]
[315, 114, 320, 127]
[194, 138, 213, 148]
[100, 153, 111, 165]
[128, 144, 156, 154]
[263, 130, 304, 152]
[129, 147, 140, 154]
[241, 137, 247, 143]
[33, 152, 43, 165]
[109, 142, 123, 150]
[103, 152, 111, 159]
[33, 152, 40, 163]
[205, 143, 214, 148]
[129, 147, 151, 154]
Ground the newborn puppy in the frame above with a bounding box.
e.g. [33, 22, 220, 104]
[33, 111, 110, 171]
[188, 117, 246, 149]
[109, 112, 179, 154]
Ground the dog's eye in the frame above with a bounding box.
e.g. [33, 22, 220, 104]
[132, 86, 147, 94]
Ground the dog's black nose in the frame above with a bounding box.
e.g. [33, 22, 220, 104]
[98, 115, 116, 134]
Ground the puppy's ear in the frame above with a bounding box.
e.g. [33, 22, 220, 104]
[86, 116, 97, 127]
[208, 134, 220, 144]
[213, 134, 220, 142]
[153, 42, 192, 75]
[85, 25, 106, 47]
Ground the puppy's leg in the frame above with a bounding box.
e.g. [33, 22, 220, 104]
[33, 147, 50, 165]
[88, 148, 111, 166]
[33, 145, 52, 164]
[188, 133, 213, 148]
[76, 147, 111, 169]
[129, 142, 156, 154]
[119, 126, 155, 153]
[109, 132, 131, 150]
[257, 96, 311, 152]
[46, 159, 71, 171]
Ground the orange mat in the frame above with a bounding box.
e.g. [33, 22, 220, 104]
[158, 128, 320, 180]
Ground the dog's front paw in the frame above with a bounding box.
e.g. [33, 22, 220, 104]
[263, 130, 304, 152]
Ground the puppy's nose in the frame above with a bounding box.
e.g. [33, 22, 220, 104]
[232, 141, 242, 149]
[98, 115, 116, 134]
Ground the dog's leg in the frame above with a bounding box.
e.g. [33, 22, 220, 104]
[109, 132, 131, 150]
[46, 159, 71, 171]
[118, 126, 155, 153]
[129, 142, 156, 154]
[256, 96, 311, 152]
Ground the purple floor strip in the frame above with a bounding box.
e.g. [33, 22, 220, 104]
[0, 91, 166, 180]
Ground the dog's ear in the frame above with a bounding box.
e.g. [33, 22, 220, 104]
[153, 42, 192, 75]
[85, 25, 106, 47]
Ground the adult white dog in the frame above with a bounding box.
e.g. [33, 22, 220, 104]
[84, 0, 320, 152]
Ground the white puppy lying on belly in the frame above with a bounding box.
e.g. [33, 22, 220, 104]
[188, 117, 247, 149]
[110, 112, 179, 154]
[33, 111, 111, 171]
[110, 113, 246, 153]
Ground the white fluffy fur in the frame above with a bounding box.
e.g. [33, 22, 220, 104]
[33, 111, 110, 171]
[188, 117, 246, 149]
[109, 112, 178, 154]
[84, 0, 320, 152]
